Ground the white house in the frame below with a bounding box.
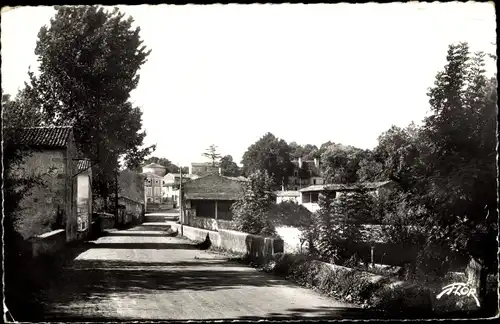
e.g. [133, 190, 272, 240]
[162, 173, 200, 206]
[299, 181, 395, 213]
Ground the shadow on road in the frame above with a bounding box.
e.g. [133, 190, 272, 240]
[86, 242, 204, 250]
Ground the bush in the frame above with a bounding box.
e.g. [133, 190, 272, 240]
[368, 283, 433, 316]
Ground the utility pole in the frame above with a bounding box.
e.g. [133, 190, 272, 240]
[115, 163, 119, 228]
[179, 162, 183, 236]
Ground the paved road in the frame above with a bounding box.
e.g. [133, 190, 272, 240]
[39, 223, 377, 321]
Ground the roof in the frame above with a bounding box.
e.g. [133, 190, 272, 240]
[77, 159, 92, 172]
[143, 172, 164, 179]
[299, 181, 393, 192]
[191, 162, 219, 168]
[221, 176, 248, 182]
[18, 126, 72, 148]
[184, 192, 242, 201]
[143, 163, 166, 169]
[276, 191, 300, 197]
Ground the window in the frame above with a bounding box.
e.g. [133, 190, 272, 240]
[313, 179, 316, 185]
[155, 180, 159, 184]
[311, 193, 319, 203]
[147, 197, 153, 202]
[217, 201, 234, 220]
[77, 215, 88, 232]
[294, 171, 298, 177]
[154, 187, 161, 196]
[146, 187, 152, 196]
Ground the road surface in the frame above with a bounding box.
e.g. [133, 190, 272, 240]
[38, 223, 377, 321]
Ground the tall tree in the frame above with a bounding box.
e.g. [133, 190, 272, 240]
[241, 132, 294, 188]
[202, 144, 222, 167]
[231, 170, 277, 237]
[219, 155, 240, 177]
[26, 5, 155, 204]
[320, 143, 366, 184]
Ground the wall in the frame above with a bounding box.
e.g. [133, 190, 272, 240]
[118, 196, 144, 225]
[31, 229, 66, 258]
[170, 223, 283, 260]
[13, 149, 68, 240]
[188, 215, 237, 231]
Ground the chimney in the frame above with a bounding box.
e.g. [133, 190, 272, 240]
[314, 158, 319, 168]
[298, 157, 302, 168]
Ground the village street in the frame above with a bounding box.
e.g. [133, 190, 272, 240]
[38, 222, 380, 321]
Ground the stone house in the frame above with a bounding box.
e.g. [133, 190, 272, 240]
[13, 126, 79, 242]
[182, 174, 248, 231]
[299, 180, 396, 213]
[287, 157, 324, 191]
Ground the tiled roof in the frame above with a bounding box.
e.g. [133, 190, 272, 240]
[299, 181, 393, 192]
[18, 126, 72, 148]
[276, 191, 300, 197]
[77, 159, 92, 172]
[143, 163, 166, 169]
[222, 176, 249, 182]
[184, 192, 242, 201]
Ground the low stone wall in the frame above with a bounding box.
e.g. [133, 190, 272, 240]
[172, 224, 283, 259]
[31, 229, 66, 258]
[97, 213, 115, 231]
[189, 216, 237, 231]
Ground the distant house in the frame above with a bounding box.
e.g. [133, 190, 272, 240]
[299, 181, 396, 213]
[162, 173, 199, 207]
[12, 126, 79, 242]
[287, 157, 324, 191]
[182, 174, 248, 229]
[76, 159, 92, 238]
[275, 191, 301, 204]
[143, 173, 164, 204]
[142, 162, 167, 177]
[189, 162, 220, 177]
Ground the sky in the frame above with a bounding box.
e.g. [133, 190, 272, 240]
[1, 3, 497, 167]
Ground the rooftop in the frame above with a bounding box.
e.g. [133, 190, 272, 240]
[143, 163, 167, 169]
[276, 191, 300, 197]
[77, 159, 92, 172]
[299, 181, 393, 192]
[18, 126, 73, 148]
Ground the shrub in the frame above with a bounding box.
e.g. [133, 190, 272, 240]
[368, 283, 433, 316]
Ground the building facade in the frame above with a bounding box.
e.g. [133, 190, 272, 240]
[287, 157, 324, 191]
[162, 173, 199, 207]
[13, 126, 79, 242]
[189, 162, 220, 177]
[76, 159, 92, 238]
[299, 181, 395, 213]
[182, 174, 247, 230]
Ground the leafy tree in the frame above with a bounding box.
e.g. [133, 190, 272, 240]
[241, 132, 294, 188]
[231, 170, 277, 237]
[219, 155, 240, 177]
[26, 5, 155, 206]
[202, 144, 222, 167]
[320, 143, 366, 184]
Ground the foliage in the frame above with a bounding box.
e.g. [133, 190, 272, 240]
[219, 155, 240, 177]
[288, 142, 318, 160]
[231, 170, 278, 237]
[202, 144, 222, 167]
[267, 201, 313, 229]
[320, 143, 369, 184]
[241, 132, 294, 188]
[27, 5, 155, 203]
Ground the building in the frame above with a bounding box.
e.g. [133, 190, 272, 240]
[143, 172, 165, 203]
[76, 159, 92, 238]
[117, 169, 145, 225]
[275, 191, 301, 204]
[162, 173, 199, 207]
[182, 174, 248, 230]
[299, 181, 395, 213]
[189, 162, 220, 177]
[12, 126, 79, 242]
[287, 157, 324, 191]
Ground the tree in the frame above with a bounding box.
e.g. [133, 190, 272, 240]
[202, 144, 222, 167]
[26, 5, 155, 206]
[231, 170, 277, 237]
[241, 132, 294, 188]
[219, 155, 240, 177]
[320, 143, 366, 184]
